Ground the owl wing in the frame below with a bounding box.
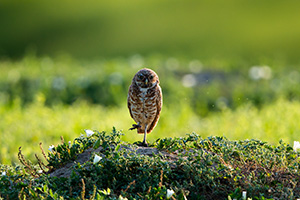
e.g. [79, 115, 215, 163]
[147, 86, 162, 133]
[127, 85, 134, 119]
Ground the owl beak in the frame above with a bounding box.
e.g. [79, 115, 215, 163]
[145, 79, 149, 85]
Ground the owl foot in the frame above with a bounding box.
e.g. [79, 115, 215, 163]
[129, 124, 141, 130]
[142, 141, 148, 147]
[134, 141, 148, 147]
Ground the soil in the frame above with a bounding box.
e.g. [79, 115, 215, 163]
[49, 145, 178, 178]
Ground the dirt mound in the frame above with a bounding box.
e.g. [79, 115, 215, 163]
[49, 145, 178, 178]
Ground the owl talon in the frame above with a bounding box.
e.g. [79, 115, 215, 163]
[134, 141, 148, 147]
[142, 143, 148, 147]
[142, 141, 148, 147]
[129, 124, 141, 130]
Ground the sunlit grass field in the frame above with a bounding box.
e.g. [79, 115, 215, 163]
[1, 56, 300, 164]
[1, 96, 300, 165]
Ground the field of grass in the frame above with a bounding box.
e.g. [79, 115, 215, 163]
[1, 56, 300, 165]
[2, 95, 300, 165]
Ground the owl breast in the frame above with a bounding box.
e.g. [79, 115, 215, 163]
[133, 87, 157, 122]
[128, 84, 160, 134]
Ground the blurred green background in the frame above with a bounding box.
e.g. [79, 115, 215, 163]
[1, 0, 300, 62]
[1, 0, 300, 164]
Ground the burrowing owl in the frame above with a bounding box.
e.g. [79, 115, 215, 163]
[127, 68, 162, 146]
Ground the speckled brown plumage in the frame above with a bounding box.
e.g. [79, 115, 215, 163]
[127, 68, 162, 145]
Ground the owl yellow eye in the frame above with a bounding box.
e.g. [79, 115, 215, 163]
[138, 74, 143, 79]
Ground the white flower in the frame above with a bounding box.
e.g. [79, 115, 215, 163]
[1, 171, 6, 176]
[118, 195, 128, 200]
[294, 141, 300, 151]
[68, 141, 71, 148]
[48, 145, 55, 152]
[166, 189, 175, 199]
[242, 191, 247, 200]
[182, 74, 197, 88]
[85, 129, 94, 137]
[93, 154, 102, 164]
[249, 65, 272, 80]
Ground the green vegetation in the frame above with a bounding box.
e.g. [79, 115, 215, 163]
[1, 1, 300, 198]
[2, 94, 300, 166]
[1, 56, 300, 165]
[1, 130, 300, 199]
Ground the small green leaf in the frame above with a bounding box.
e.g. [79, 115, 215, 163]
[93, 139, 101, 149]
[115, 144, 121, 152]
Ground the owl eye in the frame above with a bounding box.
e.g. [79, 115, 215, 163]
[137, 74, 144, 79]
[149, 75, 154, 80]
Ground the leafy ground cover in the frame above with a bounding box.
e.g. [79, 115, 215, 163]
[1, 129, 300, 199]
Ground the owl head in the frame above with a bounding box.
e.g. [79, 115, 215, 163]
[133, 68, 159, 88]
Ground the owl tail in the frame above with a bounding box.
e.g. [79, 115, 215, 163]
[137, 127, 145, 134]
[137, 126, 151, 134]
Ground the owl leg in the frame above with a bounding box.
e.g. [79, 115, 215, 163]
[129, 123, 141, 130]
[142, 124, 148, 146]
